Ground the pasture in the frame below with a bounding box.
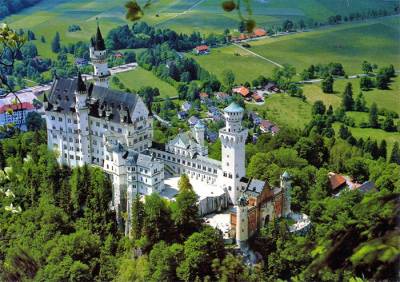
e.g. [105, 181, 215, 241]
[248, 17, 400, 75]
[303, 76, 400, 114]
[113, 67, 178, 98]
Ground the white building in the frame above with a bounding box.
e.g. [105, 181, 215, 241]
[45, 26, 292, 240]
[0, 101, 35, 131]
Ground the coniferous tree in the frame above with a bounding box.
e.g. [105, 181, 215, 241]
[369, 103, 379, 128]
[382, 116, 395, 132]
[321, 75, 334, 93]
[378, 140, 387, 160]
[130, 194, 145, 240]
[0, 143, 5, 170]
[354, 92, 367, 112]
[172, 175, 201, 240]
[389, 142, 400, 164]
[51, 32, 61, 53]
[342, 82, 354, 111]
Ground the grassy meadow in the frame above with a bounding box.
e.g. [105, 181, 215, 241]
[303, 76, 400, 114]
[247, 16, 400, 75]
[188, 45, 276, 84]
[112, 67, 178, 98]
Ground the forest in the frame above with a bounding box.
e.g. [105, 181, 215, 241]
[0, 0, 42, 19]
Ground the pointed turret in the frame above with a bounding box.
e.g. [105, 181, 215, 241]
[92, 24, 106, 51]
[77, 72, 87, 93]
[43, 93, 52, 110]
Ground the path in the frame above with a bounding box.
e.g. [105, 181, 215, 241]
[153, 113, 171, 126]
[154, 0, 207, 26]
[232, 43, 283, 68]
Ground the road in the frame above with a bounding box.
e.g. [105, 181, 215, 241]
[153, 113, 171, 127]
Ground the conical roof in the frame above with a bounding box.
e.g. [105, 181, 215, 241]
[77, 72, 87, 93]
[224, 102, 244, 113]
[92, 25, 106, 51]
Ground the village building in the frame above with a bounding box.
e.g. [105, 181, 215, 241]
[194, 45, 210, 55]
[0, 102, 35, 131]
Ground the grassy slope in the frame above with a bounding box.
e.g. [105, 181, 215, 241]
[113, 68, 177, 98]
[249, 16, 400, 75]
[248, 94, 312, 129]
[188, 45, 276, 84]
[303, 76, 400, 114]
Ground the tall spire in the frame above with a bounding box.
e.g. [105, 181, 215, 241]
[93, 19, 106, 51]
[77, 72, 87, 93]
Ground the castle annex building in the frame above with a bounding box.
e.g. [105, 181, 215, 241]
[44, 26, 291, 246]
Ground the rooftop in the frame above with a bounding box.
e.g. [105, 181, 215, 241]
[224, 102, 244, 113]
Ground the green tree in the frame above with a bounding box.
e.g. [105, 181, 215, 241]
[342, 82, 354, 111]
[148, 241, 184, 282]
[378, 140, 387, 160]
[345, 157, 369, 183]
[389, 142, 400, 164]
[312, 100, 326, 116]
[354, 92, 367, 112]
[222, 69, 235, 90]
[142, 193, 174, 248]
[172, 177, 201, 240]
[361, 60, 372, 74]
[321, 75, 334, 93]
[360, 76, 374, 90]
[51, 32, 61, 53]
[382, 116, 395, 132]
[177, 226, 225, 281]
[130, 194, 144, 240]
[369, 103, 379, 128]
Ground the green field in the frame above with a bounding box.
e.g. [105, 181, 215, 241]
[333, 122, 400, 155]
[248, 94, 312, 129]
[188, 45, 276, 84]
[248, 17, 400, 75]
[303, 76, 400, 114]
[113, 67, 178, 98]
[4, 0, 398, 58]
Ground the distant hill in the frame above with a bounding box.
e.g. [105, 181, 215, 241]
[0, 0, 42, 19]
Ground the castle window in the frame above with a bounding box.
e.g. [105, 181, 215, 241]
[226, 162, 229, 166]
[228, 186, 232, 191]
[229, 174, 232, 179]
[51, 116, 55, 120]
[118, 128, 122, 133]
[74, 120, 77, 124]
[96, 122, 100, 127]
[111, 126, 114, 131]
[68, 119, 71, 123]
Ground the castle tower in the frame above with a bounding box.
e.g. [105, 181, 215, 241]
[75, 72, 91, 165]
[219, 102, 248, 204]
[281, 171, 292, 217]
[193, 120, 205, 146]
[89, 23, 110, 88]
[236, 194, 249, 250]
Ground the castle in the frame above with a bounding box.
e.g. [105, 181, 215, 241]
[44, 25, 291, 248]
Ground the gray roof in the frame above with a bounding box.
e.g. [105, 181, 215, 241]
[194, 120, 205, 129]
[224, 102, 244, 113]
[169, 132, 197, 149]
[47, 77, 140, 124]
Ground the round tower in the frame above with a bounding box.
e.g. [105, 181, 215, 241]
[90, 23, 110, 88]
[281, 171, 292, 217]
[218, 102, 248, 204]
[236, 194, 249, 250]
[193, 120, 205, 145]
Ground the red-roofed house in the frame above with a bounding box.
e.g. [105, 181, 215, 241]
[252, 93, 263, 102]
[194, 45, 210, 55]
[0, 102, 36, 131]
[200, 92, 209, 101]
[253, 28, 267, 37]
[233, 86, 251, 99]
[260, 120, 274, 133]
[328, 172, 347, 192]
